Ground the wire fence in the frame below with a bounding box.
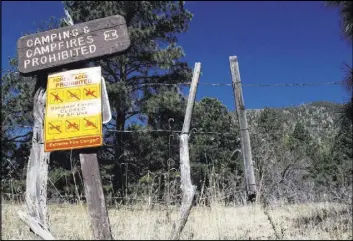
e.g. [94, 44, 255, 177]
[1, 78, 347, 146]
[1, 75, 350, 209]
[137, 80, 344, 87]
[1, 68, 345, 87]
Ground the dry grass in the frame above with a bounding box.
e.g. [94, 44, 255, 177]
[1, 201, 352, 240]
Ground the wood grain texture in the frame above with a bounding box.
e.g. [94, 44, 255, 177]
[229, 56, 257, 202]
[79, 151, 113, 240]
[18, 210, 55, 240]
[17, 14, 130, 74]
[170, 62, 201, 240]
[19, 73, 54, 239]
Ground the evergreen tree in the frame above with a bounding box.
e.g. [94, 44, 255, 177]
[325, 1, 353, 123]
[252, 107, 285, 170]
[331, 116, 353, 186]
[257, 107, 284, 143]
[306, 116, 352, 189]
[326, 1, 353, 40]
[190, 98, 240, 203]
[63, 1, 193, 197]
[289, 121, 312, 151]
[1, 59, 35, 195]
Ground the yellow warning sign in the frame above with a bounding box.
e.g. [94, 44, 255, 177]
[44, 66, 103, 152]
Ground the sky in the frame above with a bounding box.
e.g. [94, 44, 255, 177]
[2, 1, 352, 112]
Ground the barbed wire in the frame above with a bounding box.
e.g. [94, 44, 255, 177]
[105, 129, 238, 135]
[2, 69, 344, 87]
[127, 80, 344, 87]
[243, 81, 344, 87]
[2, 124, 238, 135]
[3, 125, 35, 129]
[2, 130, 239, 145]
[2, 75, 345, 141]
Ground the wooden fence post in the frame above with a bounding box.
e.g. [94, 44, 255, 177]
[169, 62, 201, 240]
[229, 56, 257, 202]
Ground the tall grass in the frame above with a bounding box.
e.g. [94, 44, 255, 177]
[1, 201, 351, 240]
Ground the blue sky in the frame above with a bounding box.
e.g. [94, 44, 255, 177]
[2, 1, 352, 111]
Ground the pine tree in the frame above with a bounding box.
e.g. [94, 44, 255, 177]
[189, 98, 240, 203]
[63, 1, 193, 197]
[257, 107, 284, 143]
[326, 1, 353, 41]
[290, 121, 311, 148]
[1, 59, 35, 195]
[331, 116, 353, 186]
[326, 1, 353, 123]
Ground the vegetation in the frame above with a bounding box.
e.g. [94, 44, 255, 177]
[326, 1, 353, 122]
[1, 1, 352, 239]
[2, 87, 351, 205]
[2, 202, 352, 239]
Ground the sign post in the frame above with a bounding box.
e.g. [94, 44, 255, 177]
[17, 13, 130, 240]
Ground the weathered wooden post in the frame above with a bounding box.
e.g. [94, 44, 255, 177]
[16, 14, 130, 240]
[79, 149, 112, 239]
[170, 62, 201, 240]
[17, 73, 54, 240]
[229, 56, 257, 202]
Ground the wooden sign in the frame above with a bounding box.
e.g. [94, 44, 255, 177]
[17, 14, 130, 75]
[44, 66, 103, 152]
